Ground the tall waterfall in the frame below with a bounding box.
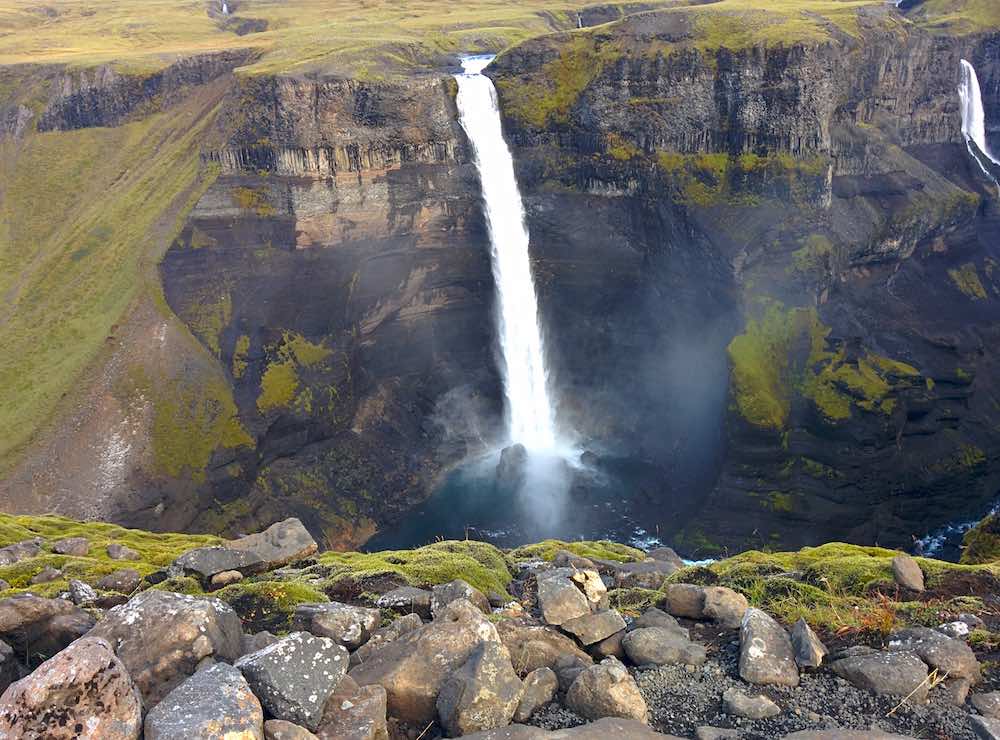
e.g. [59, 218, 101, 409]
[454, 56, 558, 451]
[958, 59, 999, 190]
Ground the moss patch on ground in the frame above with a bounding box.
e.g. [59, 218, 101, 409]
[948, 262, 988, 300]
[215, 579, 328, 633]
[509, 539, 645, 563]
[962, 514, 1000, 565]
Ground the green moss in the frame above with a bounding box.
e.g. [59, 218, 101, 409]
[605, 133, 641, 161]
[948, 263, 988, 300]
[801, 457, 840, 479]
[790, 234, 833, 276]
[258, 360, 299, 411]
[232, 187, 277, 217]
[508, 539, 645, 563]
[961, 515, 1000, 564]
[215, 580, 328, 633]
[185, 287, 232, 356]
[232, 334, 250, 379]
[257, 331, 333, 413]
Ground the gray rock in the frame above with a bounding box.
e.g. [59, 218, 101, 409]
[782, 732, 917, 739]
[887, 627, 980, 680]
[515, 667, 557, 722]
[647, 547, 685, 569]
[89, 589, 242, 707]
[437, 641, 523, 736]
[211, 570, 244, 588]
[431, 578, 490, 617]
[0, 538, 41, 566]
[633, 608, 689, 639]
[552, 550, 597, 570]
[553, 653, 591, 693]
[241, 630, 280, 657]
[722, 687, 781, 719]
[561, 609, 626, 645]
[237, 632, 348, 731]
[942, 677, 971, 706]
[790, 618, 827, 669]
[376, 586, 432, 619]
[961, 613, 986, 629]
[52, 537, 90, 556]
[68, 579, 98, 605]
[498, 621, 592, 675]
[351, 612, 423, 666]
[611, 560, 677, 590]
[265, 719, 319, 740]
[107, 543, 141, 561]
[621, 627, 706, 667]
[591, 629, 626, 660]
[144, 662, 263, 739]
[95, 568, 142, 594]
[565, 657, 647, 722]
[891, 554, 924, 592]
[695, 729, 741, 740]
[937, 621, 971, 640]
[30, 566, 62, 584]
[973, 691, 1000, 718]
[738, 608, 799, 687]
[660, 583, 705, 619]
[0, 593, 94, 660]
[568, 569, 608, 610]
[830, 650, 929, 700]
[972, 716, 1000, 740]
[537, 574, 591, 626]
[175, 546, 265, 580]
[228, 518, 318, 570]
[293, 601, 380, 650]
[0, 639, 19, 694]
[315, 675, 387, 740]
[0, 580, 8, 592]
[702, 587, 748, 629]
[0, 636, 141, 740]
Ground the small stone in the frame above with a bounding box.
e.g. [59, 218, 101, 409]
[95, 568, 142, 594]
[68, 579, 98, 606]
[591, 629, 626, 660]
[376, 586, 432, 619]
[960, 613, 985, 629]
[30, 566, 62, 585]
[0, 580, 9, 592]
[144, 662, 263, 739]
[891, 554, 924, 592]
[107, 543, 141, 561]
[633, 608, 689, 639]
[723, 687, 781, 719]
[565, 657, 647, 723]
[695, 728, 741, 740]
[292, 602, 380, 650]
[515, 667, 557, 722]
[561, 609, 627, 646]
[660, 583, 705, 619]
[211, 569, 244, 588]
[973, 691, 1000, 718]
[430, 579, 490, 617]
[791, 618, 827, 669]
[938, 621, 971, 640]
[702, 587, 748, 629]
[265, 719, 319, 740]
[52, 537, 89, 556]
[570, 569, 608, 609]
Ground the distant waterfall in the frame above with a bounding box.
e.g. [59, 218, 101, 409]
[958, 59, 999, 192]
[454, 56, 558, 451]
[221, 1, 229, 14]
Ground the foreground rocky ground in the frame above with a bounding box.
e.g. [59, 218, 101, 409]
[0, 515, 999, 738]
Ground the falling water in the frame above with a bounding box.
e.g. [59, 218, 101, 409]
[958, 59, 1000, 192]
[454, 56, 558, 451]
[221, 1, 229, 15]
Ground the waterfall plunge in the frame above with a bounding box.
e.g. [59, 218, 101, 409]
[454, 56, 559, 452]
[958, 59, 1000, 191]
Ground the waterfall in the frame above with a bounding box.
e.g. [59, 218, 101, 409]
[454, 56, 558, 451]
[221, 1, 229, 15]
[958, 59, 999, 192]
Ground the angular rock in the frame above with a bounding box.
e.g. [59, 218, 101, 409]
[0, 640, 19, 694]
[647, 547, 685, 569]
[498, 620, 592, 675]
[591, 629, 626, 660]
[431, 578, 491, 617]
[782, 732, 917, 740]
[89, 589, 242, 706]
[241, 630, 280, 657]
[613, 561, 678, 590]
[622, 627, 706, 667]
[791, 617, 827, 669]
[0, 636, 141, 739]
[937, 621, 971, 640]
[95, 568, 142, 594]
[457, 718, 681, 739]
[144, 662, 263, 739]
[569, 569, 608, 609]
[553, 653, 591, 693]
[561, 609, 626, 646]
[537, 574, 591, 626]
[351, 613, 423, 666]
[891, 554, 924, 592]
[376, 586, 432, 619]
[211, 569, 244, 588]
[107, 543, 141, 561]
[0, 539, 41, 566]
[293, 602, 381, 650]
[660, 583, 705, 619]
[31, 566, 62, 584]
[566, 657, 647, 722]
[830, 650, 929, 700]
[695, 729, 741, 740]
[942, 677, 971, 706]
[552, 550, 597, 570]
[68, 579, 98, 606]
[515, 667, 557, 722]
[316, 675, 387, 740]
[887, 627, 980, 680]
[633, 608, 688, 639]
[739, 608, 799, 687]
[237, 632, 348, 731]
[972, 717, 1000, 740]
[347, 598, 500, 725]
[266, 720, 319, 740]
[0, 593, 94, 659]
[973, 691, 1000, 718]
[723, 687, 780, 719]
[228, 518, 318, 570]
[437, 641, 523, 736]
[52, 537, 90, 556]
[175, 546, 265, 580]
[702, 587, 748, 629]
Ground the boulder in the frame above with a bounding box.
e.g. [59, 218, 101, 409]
[937, 621, 971, 640]
[0, 636, 141, 739]
[89, 589, 242, 706]
[0, 640, 19, 694]
[68, 579, 98, 606]
[497, 620, 592, 675]
[569, 569, 608, 609]
[830, 650, 929, 700]
[633, 608, 688, 639]
[351, 613, 423, 666]
[515, 667, 557, 722]
[738, 608, 799, 687]
[376, 586, 432, 619]
[553, 653, 591, 693]
[537, 574, 591, 626]
[497, 443, 528, 489]
[782, 732, 917, 740]
[695, 729, 741, 740]
[561, 609, 626, 646]
[95, 568, 142, 594]
[612, 561, 677, 590]
[347, 598, 500, 725]
[591, 629, 626, 660]
[431, 579, 491, 617]
[565, 657, 647, 722]
[107, 543, 141, 561]
[211, 570, 245, 588]
[293, 602, 381, 650]
[891, 554, 924, 592]
[175, 546, 265, 580]
[647, 547, 685, 569]
[458, 717, 681, 739]
[237, 632, 348, 732]
[437, 641, 523, 736]
[552, 550, 597, 570]
[316, 675, 388, 740]
[52, 537, 89, 556]
[701, 587, 748, 629]
[0, 539, 41, 566]
[790, 618, 827, 669]
[660, 583, 705, 619]
[972, 717, 1000, 740]
[887, 627, 980, 680]
[31, 566, 62, 584]
[973, 691, 1000, 718]
[228, 518, 319, 570]
[621, 627, 706, 667]
[722, 687, 781, 719]
[265, 720, 319, 740]
[144, 662, 263, 739]
[241, 630, 280, 657]
[942, 677, 972, 706]
[0, 593, 94, 660]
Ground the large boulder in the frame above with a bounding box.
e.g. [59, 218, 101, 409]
[0, 636, 141, 739]
[561, 610, 626, 646]
[497, 620, 592, 675]
[790, 618, 827, 669]
[144, 662, 264, 739]
[887, 627, 980, 681]
[515, 667, 557, 722]
[565, 657, 647, 723]
[431, 579, 491, 617]
[52, 537, 90, 556]
[701, 587, 748, 629]
[536, 573, 591, 626]
[175, 546, 265, 580]
[316, 675, 388, 740]
[293, 602, 380, 650]
[348, 599, 500, 725]
[237, 632, 349, 732]
[88, 590, 243, 707]
[891, 554, 924, 592]
[437, 641, 523, 736]
[228, 518, 318, 570]
[660, 584, 705, 619]
[0, 593, 94, 660]
[830, 650, 930, 700]
[621, 627, 706, 667]
[738, 608, 799, 687]
[0, 539, 41, 566]
[351, 613, 423, 666]
[376, 586, 432, 619]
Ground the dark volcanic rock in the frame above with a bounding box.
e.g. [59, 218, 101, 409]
[175, 546, 265, 579]
[95, 568, 142, 594]
[228, 518, 318, 569]
[292, 602, 380, 650]
[830, 650, 930, 700]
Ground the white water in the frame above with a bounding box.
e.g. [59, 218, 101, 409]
[958, 59, 1000, 192]
[221, 1, 229, 15]
[454, 56, 558, 451]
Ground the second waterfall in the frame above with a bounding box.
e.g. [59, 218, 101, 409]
[455, 56, 559, 451]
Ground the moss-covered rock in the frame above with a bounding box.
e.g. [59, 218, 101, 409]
[962, 514, 1000, 565]
[508, 539, 644, 564]
[214, 580, 329, 633]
